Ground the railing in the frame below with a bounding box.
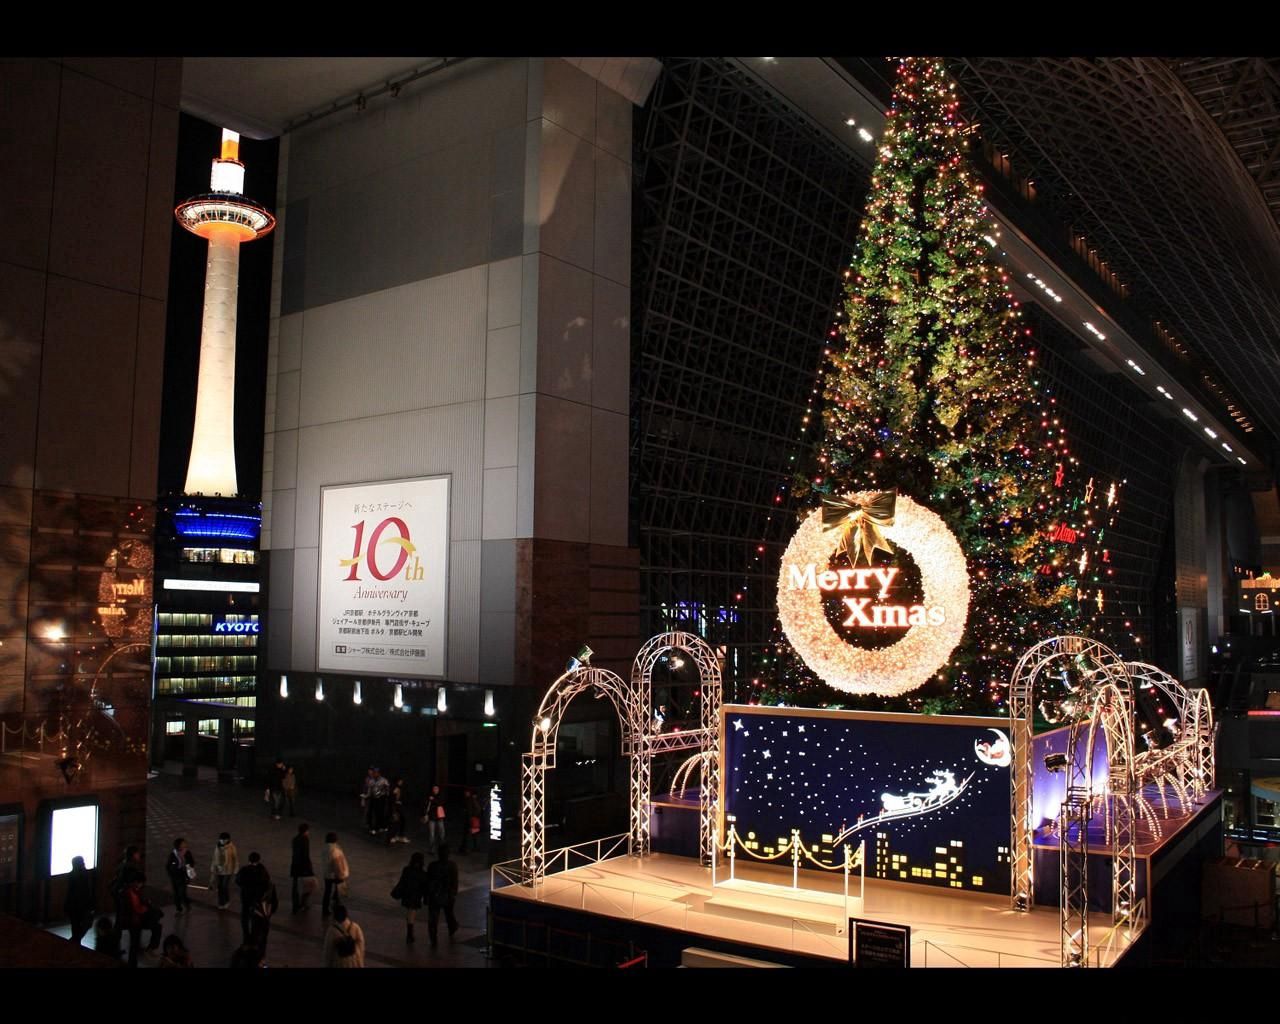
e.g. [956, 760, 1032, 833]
[491, 833, 631, 891]
[1088, 898, 1147, 968]
[920, 938, 1059, 969]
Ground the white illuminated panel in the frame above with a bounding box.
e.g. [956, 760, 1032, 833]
[317, 477, 450, 678]
[210, 159, 245, 195]
[50, 805, 98, 875]
[489, 783, 503, 841]
[163, 578, 260, 593]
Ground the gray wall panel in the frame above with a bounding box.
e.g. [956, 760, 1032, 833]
[448, 539, 481, 683]
[287, 59, 528, 205]
[290, 546, 319, 672]
[292, 401, 485, 549]
[298, 267, 487, 428]
[479, 611, 515, 686]
[480, 539, 516, 612]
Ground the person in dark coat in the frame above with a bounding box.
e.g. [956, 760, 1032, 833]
[290, 822, 314, 913]
[122, 878, 162, 967]
[64, 855, 95, 945]
[235, 851, 273, 947]
[109, 846, 144, 951]
[165, 837, 195, 913]
[424, 844, 459, 947]
[268, 758, 287, 820]
[391, 850, 427, 943]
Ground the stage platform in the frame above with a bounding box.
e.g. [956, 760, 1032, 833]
[490, 852, 1138, 967]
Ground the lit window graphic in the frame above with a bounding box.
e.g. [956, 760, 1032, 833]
[726, 709, 1011, 894]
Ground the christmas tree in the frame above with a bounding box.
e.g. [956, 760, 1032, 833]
[787, 57, 1084, 712]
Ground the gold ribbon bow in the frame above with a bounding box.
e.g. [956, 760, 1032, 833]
[822, 491, 897, 567]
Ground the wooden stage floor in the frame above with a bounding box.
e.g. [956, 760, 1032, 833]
[493, 853, 1138, 967]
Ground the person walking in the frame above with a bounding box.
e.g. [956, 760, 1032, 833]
[322, 832, 349, 918]
[234, 851, 271, 946]
[268, 758, 287, 820]
[64, 854, 95, 945]
[370, 769, 391, 833]
[360, 767, 377, 832]
[423, 784, 446, 853]
[122, 878, 162, 967]
[109, 846, 145, 951]
[391, 850, 427, 944]
[282, 764, 298, 817]
[210, 832, 238, 910]
[324, 904, 365, 967]
[165, 837, 195, 914]
[291, 822, 314, 912]
[387, 778, 409, 844]
[424, 844, 459, 947]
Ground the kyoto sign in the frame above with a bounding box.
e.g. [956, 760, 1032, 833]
[318, 477, 449, 678]
[777, 491, 969, 696]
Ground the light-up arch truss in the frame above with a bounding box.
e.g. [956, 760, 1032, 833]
[1058, 669, 1141, 968]
[1009, 635, 1126, 913]
[1124, 662, 1216, 815]
[519, 633, 723, 887]
[520, 666, 644, 887]
[631, 632, 723, 864]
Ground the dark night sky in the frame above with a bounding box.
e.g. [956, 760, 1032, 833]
[158, 114, 279, 500]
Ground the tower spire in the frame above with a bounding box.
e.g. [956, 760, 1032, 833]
[175, 128, 275, 496]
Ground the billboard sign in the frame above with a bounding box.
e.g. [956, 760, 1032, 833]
[318, 477, 449, 677]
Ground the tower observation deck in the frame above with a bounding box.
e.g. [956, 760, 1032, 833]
[175, 128, 275, 497]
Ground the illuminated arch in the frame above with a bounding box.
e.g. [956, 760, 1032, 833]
[1009, 635, 1126, 912]
[520, 665, 643, 886]
[1059, 673, 1140, 967]
[630, 632, 723, 864]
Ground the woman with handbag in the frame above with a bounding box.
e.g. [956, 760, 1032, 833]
[166, 837, 196, 914]
[390, 850, 427, 943]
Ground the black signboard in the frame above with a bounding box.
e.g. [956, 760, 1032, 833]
[850, 917, 911, 968]
[0, 814, 21, 886]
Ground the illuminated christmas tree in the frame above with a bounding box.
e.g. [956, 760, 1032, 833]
[785, 57, 1085, 712]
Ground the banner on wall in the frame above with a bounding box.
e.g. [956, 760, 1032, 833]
[318, 477, 449, 678]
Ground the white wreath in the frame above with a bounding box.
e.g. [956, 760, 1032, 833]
[777, 493, 970, 696]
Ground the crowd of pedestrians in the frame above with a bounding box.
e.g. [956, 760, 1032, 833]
[61, 764, 479, 967]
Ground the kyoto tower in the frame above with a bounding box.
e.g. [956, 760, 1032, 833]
[175, 129, 275, 496]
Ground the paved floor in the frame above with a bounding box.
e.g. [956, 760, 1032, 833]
[53, 765, 497, 968]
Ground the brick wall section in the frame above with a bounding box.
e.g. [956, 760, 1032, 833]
[515, 539, 640, 688]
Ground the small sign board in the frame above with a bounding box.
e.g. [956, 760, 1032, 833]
[849, 917, 911, 968]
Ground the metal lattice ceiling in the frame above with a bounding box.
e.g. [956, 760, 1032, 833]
[941, 58, 1280, 454]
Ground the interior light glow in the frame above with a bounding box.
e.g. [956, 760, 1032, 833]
[484, 689, 495, 717]
[1203, 427, 1218, 439]
[393, 684, 404, 709]
[858, 127, 874, 143]
[279, 674, 288, 698]
[163, 579, 260, 593]
[845, 117, 856, 126]
[353, 680, 362, 705]
[1181, 408, 1199, 422]
[1083, 321, 1106, 340]
[437, 686, 448, 713]
[1238, 457, 1248, 466]
[1125, 359, 1145, 376]
[1222, 442, 1234, 453]
[315, 678, 324, 702]
[1155, 386, 1174, 400]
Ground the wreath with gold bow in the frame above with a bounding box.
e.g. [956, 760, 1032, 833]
[822, 490, 897, 567]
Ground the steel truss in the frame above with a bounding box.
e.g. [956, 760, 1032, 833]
[631, 631, 724, 864]
[1009, 635, 1125, 912]
[1060, 673, 1139, 967]
[520, 633, 723, 887]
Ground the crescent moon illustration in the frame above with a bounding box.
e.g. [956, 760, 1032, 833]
[974, 728, 1011, 766]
